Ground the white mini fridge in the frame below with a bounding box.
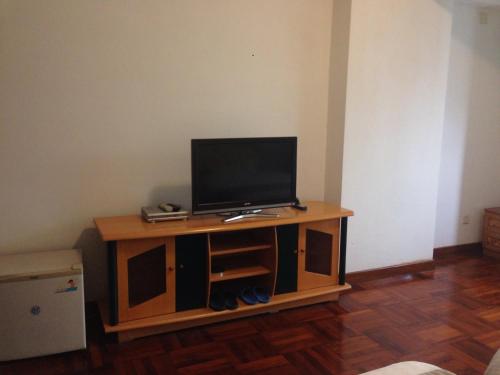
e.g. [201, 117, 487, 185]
[0, 249, 86, 361]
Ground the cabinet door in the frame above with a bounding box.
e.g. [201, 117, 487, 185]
[275, 224, 298, 295]
[298, 220, 340, 291]
[175, 234, 208, 311]
[116, 237, 175, 322]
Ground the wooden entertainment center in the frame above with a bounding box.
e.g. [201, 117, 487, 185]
[95, 201, 353, 342]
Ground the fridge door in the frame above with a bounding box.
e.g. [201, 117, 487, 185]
[0, 273, 86, 361]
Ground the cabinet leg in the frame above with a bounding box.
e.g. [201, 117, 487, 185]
[339, 217, 348, 285]
[329, 292, 339, 302]
[117, 332, 133, 344]
[108, 241, 119, 325]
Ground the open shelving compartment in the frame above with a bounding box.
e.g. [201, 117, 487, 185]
[207, 227, 278, 305]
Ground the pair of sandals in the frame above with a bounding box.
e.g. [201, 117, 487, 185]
[209, 287, 270, 311]
[240, 287, 270, 305]
[209, 291, 239, 311]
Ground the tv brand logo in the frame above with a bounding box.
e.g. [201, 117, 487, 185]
[244, 202, 251, 206]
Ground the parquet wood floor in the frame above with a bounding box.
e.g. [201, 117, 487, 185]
[1, 252, 499, 375]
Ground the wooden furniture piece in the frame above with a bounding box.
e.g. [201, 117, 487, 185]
[484, 207, 500, 257]
[95, 201, 353, 342]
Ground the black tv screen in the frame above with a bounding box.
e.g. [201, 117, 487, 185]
[191, 137, 297, 214]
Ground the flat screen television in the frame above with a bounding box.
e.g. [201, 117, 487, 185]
[191, 137, 297, 215]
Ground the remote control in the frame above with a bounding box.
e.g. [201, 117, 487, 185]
[292, 198, 308, 211]
[293, 203, 308, 211]
[159, 202, 181, 212]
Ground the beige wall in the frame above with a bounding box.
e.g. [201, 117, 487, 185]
[341, 0, 453, 271]
[0, 0, 333, 301]
[435, 4, 500, 247]
[324, 0, 351, 204]
[2, 0, 485, 302]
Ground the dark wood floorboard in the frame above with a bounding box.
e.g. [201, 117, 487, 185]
[1, 252, 499, 375]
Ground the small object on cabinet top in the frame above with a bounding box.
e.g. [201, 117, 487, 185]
[142, 206, 168, 217]
[141, 207, 189, 223]
[159, 202, 182, 212]
[143, 215, 188, 223]
[142, 206, 189, 217]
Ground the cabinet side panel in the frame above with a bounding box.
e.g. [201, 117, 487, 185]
[339, 217, 348, 285]
[275, 224, 299, 294]
[175, 234, 208, 311]
[108, 241, 118, 325]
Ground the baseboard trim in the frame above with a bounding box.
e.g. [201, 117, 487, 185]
[346, 260, 435, 284]
[347, 243, 484, 284]
[484, 249, 500, 258]
[433, 242, 482, 259]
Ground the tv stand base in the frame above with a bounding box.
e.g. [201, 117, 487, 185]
[99, 284, 348, 343]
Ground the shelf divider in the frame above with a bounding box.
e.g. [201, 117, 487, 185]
[211, 244, 272, 257]
[210, 265, 271, 283]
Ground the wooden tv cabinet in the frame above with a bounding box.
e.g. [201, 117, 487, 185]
[95, 201, 353, 342]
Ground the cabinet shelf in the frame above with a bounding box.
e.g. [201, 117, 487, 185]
[211, 244, 272, 257]
[210, 265, 271, 282]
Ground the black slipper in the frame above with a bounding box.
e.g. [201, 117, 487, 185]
[209, 291, 226, 311]
[224, 292, 239, 310]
